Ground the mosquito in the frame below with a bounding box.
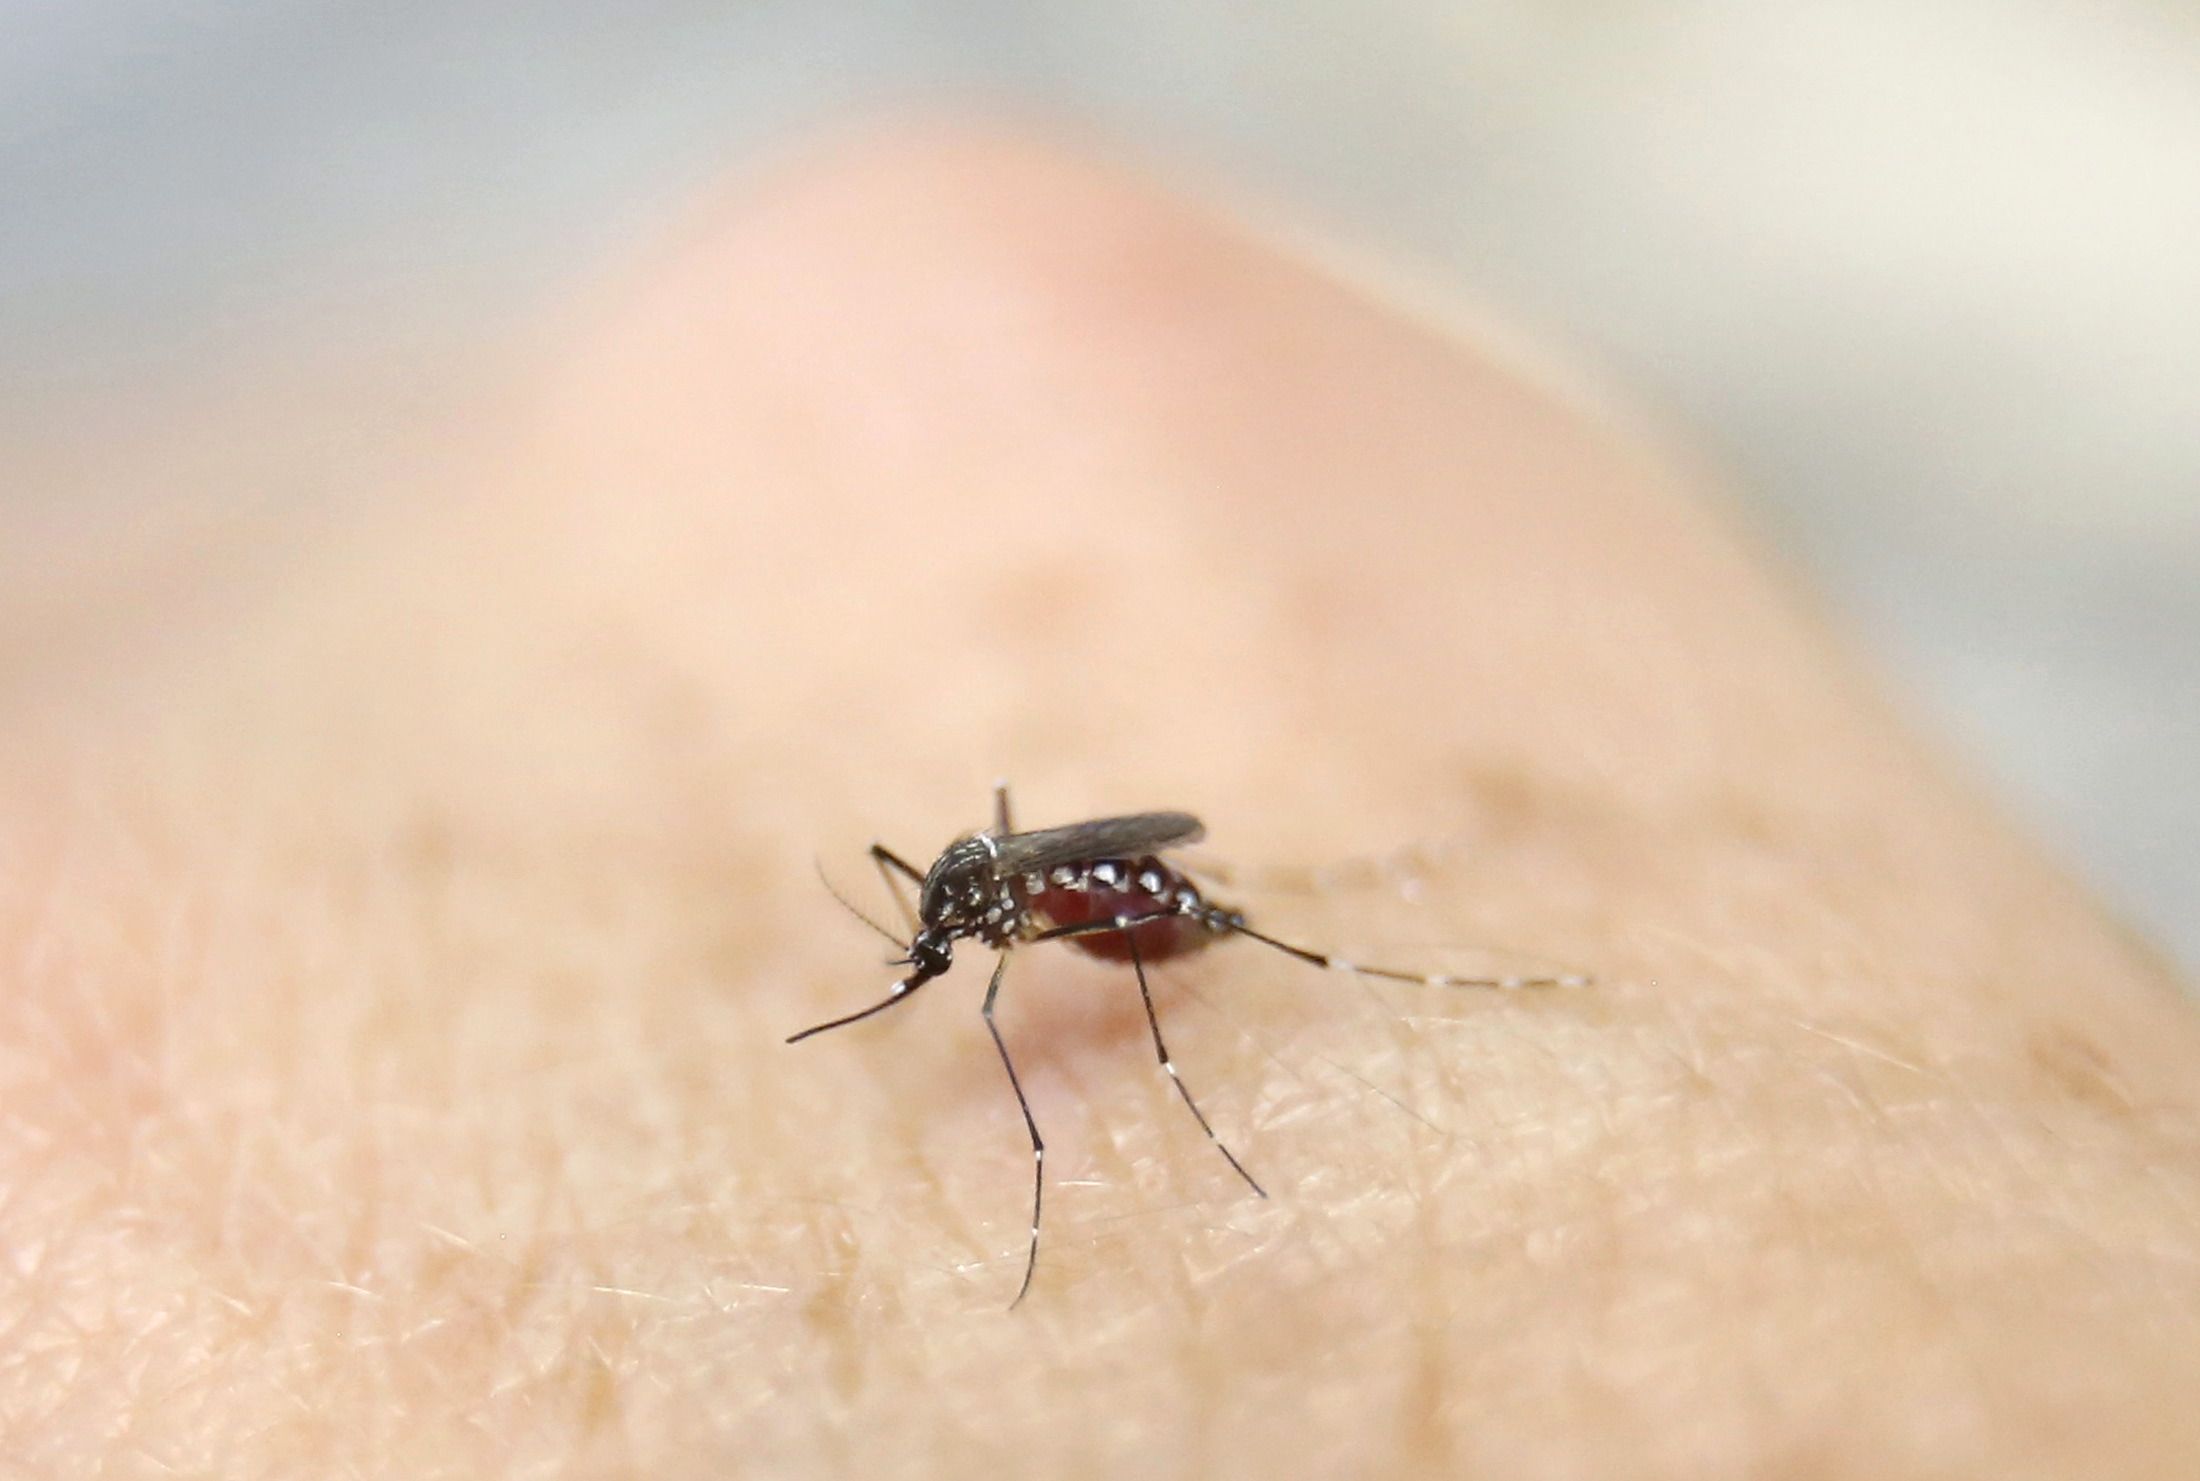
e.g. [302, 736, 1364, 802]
[787, 784, 1588, 1305]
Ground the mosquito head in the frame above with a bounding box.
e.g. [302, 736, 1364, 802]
[906, 926, 954, 983]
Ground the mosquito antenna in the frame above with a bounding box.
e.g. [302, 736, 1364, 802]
[814, 858, 908, 950]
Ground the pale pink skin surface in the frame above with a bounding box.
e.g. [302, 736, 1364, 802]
[2, 125, 2196, 1478]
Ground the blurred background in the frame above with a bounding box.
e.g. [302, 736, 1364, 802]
[2, 1, 2193, 969]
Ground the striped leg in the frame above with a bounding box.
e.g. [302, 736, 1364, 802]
[1223, 920, 1592, 991]
[979, 952, 1047, 1308]
[1126, 929, 1265, 1199]
[1035, 909, 1590, 992]
[869, 842, 924, 935]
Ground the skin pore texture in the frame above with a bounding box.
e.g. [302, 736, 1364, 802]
[2, 127, 2197, 1478]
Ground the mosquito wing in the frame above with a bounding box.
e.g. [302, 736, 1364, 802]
[993, 812, 1206, 874]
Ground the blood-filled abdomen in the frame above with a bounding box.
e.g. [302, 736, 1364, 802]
[1023, 855, 1221, 964]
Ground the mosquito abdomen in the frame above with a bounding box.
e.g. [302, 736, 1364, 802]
[1022, 855, 1225, 963]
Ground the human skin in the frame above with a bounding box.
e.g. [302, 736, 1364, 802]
[2, 126, 2197, 1479]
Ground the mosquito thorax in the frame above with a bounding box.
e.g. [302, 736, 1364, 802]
[918, 835, 1009, 934]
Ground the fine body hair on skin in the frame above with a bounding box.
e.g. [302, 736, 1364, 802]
[1, 128, 2195, 1479]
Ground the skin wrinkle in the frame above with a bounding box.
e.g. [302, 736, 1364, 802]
[0, 126, 2197, 1475]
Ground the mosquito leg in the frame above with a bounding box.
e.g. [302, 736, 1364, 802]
[870, 842, 925, 935]
[1126, 931, 1265, 1199]
[870, 843, 926, 883]
[1030, 911, 1176, 945]
[993, 780, 1014, 834]
[1221, 919, 1592, 990]
[1176, 844, 1447, 902]
[1034, 907, 1586, 988]
[979, 952, 1045, 1307]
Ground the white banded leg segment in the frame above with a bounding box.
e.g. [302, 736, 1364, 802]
[868, 842, 924, 935]
[979, 952, 1047, 1308]
[1429, 971, 1593, 990]
[1226, 922, 1591, 991]
[1126, 931, 1266, 1199]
